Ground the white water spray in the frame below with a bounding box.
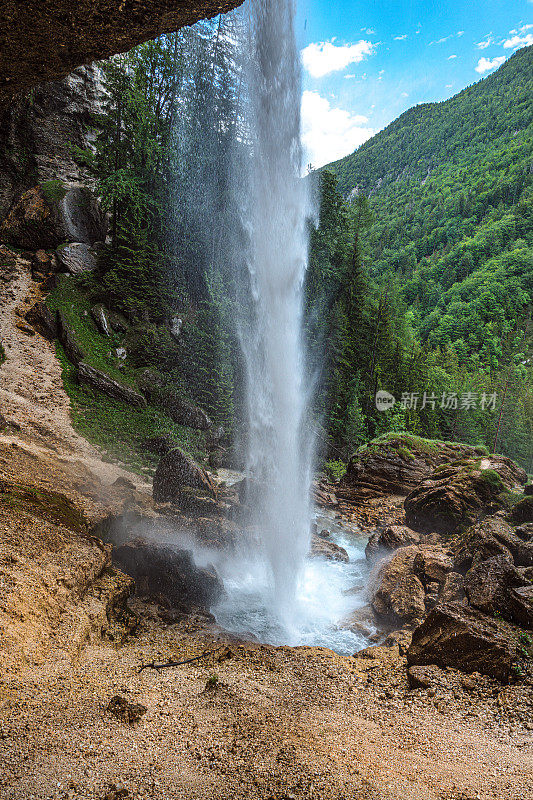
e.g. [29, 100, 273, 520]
[236, 0, 313, 625]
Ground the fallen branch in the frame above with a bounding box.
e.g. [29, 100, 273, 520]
[138, 646, 223, 673]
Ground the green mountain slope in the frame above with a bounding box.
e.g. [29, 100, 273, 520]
[312, 46, 532, 469]
[325, 45, 533, 355]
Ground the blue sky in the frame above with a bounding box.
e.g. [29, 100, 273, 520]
[294, 0, 533, 168]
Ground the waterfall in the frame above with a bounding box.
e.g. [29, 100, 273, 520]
[235, 0, 313, 625]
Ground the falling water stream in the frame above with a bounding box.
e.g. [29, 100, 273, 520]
[208, 0, 375, 653]
[236, 0, 312, 624]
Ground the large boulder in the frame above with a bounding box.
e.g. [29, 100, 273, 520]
[141, 434, 179, 457]
[439, 571, 467, 604]
[90, 303, 111, 336]
[0, 184, 105, 250]
[371, 545, 427, 625]
[153, 447, 216, 504]
[454, 516, 533, 571]
[112, 539, 223, 611]
[58, 186, 106, 243]
[25, 300, 57, 339]
[56, 309, 85, 365]
[407, 601, 519, 682]
[365, 525, 421, 562]
[404, 456, 526, 535]
[162, 394, 212, 431]
[509, 496, 533, 525]
[77, 362, 147, 408]
[464, 555, 533, 628]
[56, 242, 98, 274]
[337, 433, 481, 500]
[413, 547, 453, 586]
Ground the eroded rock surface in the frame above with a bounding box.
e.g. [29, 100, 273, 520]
[405, 456, 526, 535]
[407, 601, 519, 682]
[0, 2, 243, 106]
[338, 434, 480, 500]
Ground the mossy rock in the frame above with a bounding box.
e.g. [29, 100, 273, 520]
[0, 480, 87, 533]
[509, 496, 533, 525]
[123, 325, 180, 371]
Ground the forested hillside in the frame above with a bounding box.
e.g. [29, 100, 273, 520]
[313, 46, 532, 471]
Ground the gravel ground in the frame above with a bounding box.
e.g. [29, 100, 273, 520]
[1, 612, 531, 800]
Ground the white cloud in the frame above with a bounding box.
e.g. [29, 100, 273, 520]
[502, 33, 533, 49]
[360, 27, 375, 35]
[401, 92, 409, 97]
[477, 34, 493, 49]
[445, 83, 454, 88]
[429, 34, 453, 45]
[301, 91, 374, 168]
[301, 40, 375, 78]
[475, 55, 506, 73]
[394, 34, 408, 41]
[457, 30, 464, 37]
[448, 54, 457, 59]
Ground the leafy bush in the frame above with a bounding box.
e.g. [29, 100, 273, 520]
[325, 460, 347, 482]
[40, 179, 67, 204]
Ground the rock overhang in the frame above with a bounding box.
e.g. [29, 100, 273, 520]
[0, 1, 243, 106]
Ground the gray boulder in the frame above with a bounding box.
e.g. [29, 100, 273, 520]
[163, 395, 212, 430]
[153, 447, 216, 504]
[77, 362, 146, 408]
[464, 555, 533, 628]
[113, 539, 223, 611]
[56, 242, 98, 274]
[90, 303, 111, 336]
[59, 186, 106, 244]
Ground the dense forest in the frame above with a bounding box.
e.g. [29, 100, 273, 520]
[47, 33, 532, 474]
[315, 44, 533, 472]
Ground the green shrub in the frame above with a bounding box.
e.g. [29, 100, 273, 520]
[325, 460, 347, 482]
[0, 341, 5, 366]
[40, 179, 67, 204]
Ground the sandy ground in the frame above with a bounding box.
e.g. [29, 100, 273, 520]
[1, 622, 532, 800]
[0, 254, 150, 491]
[0, 256, 532, 800]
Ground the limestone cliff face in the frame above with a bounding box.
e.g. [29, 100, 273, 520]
[0, 65, 105, 220]
[0, 1, 242, 105]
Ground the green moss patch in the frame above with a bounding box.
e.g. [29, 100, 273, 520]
[0, 481, 87, 533]
[46, 276, 207, 474]
[40, 179, 67, 205]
